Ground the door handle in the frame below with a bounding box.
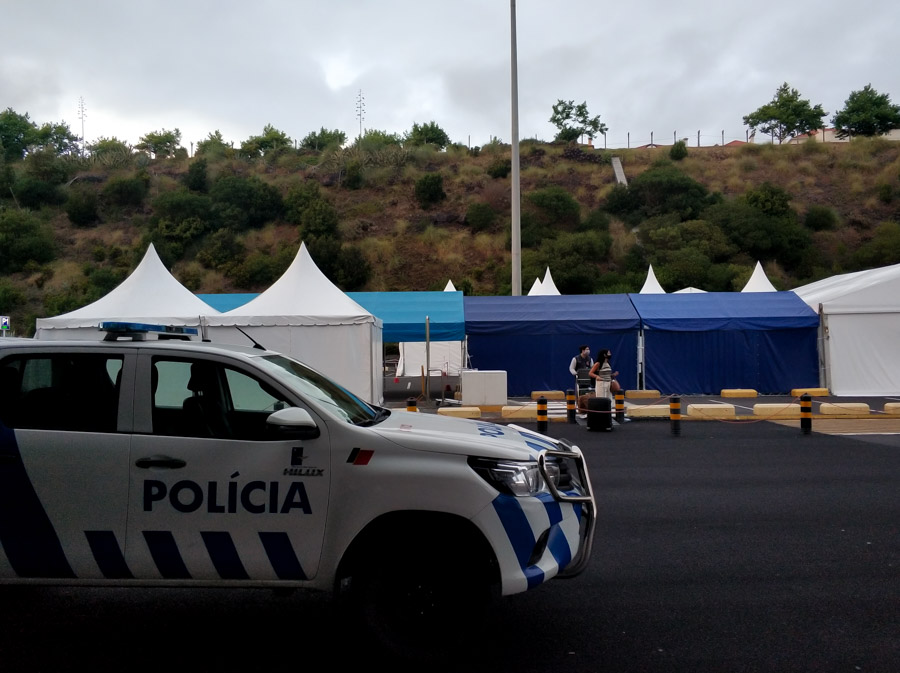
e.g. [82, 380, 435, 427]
[135, 456, 187, 469]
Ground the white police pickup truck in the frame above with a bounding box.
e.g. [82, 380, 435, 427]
[0, 323, 595, 654]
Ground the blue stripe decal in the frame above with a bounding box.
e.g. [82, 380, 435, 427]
[546, 524, 573, 570]
[536, 492, 563, 526]
[524, 565, 545, 589]
[0, 425, 75, 578]
[202, 531, 249, 580]
[491, 495, 536, 570]
[516, 430, 556, 451]
[143, 531, 191, 579]
[259, 532, 307, 580]
[85, 530, 133, 579]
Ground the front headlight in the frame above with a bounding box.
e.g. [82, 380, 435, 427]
[468, 457, 559, 497]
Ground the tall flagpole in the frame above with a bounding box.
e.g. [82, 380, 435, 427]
[510, 0, 522, 296]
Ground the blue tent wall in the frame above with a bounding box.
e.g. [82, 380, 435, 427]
[348, 291, 465, 342]
[464, 295, 640, 396]
[629, 292, 819, 394]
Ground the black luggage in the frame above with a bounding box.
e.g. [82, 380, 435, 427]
[587, 396, 613, 431]
[575, 367, 592, 397]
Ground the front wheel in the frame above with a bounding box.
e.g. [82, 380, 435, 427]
[352, 537, 492, 660]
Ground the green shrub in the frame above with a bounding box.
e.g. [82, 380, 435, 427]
[526, 185, 580, 229]
[465, 202, 496, 233]
[103, 175, 148, 207]
[65, 188, 100, 227]
[343, 160, 363, 190]
[153, 189, 212, 225]
[12, 177, 65, 208]
[284, 181, 322, 224]
[0, 209, 56, 271]
[804, 205, 839, 231]
[210, 175, 283, 230]
[669, 140, 688, 161]
[0, 278, 25, 311]
[486, 158, 511, 179]
[876, 183, 894, 204]
[300, 199, 340, 241]
[197, 229, 246, 270]
[183, 158, 208, 193]
[414, 173, 446, 209]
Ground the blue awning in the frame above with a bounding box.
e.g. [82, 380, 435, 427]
[347, 291, 465, 342]
[628, 292, 819, 331]
[464, 295, 641, 334]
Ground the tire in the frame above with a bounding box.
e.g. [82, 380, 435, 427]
[352, 535, 491, 661]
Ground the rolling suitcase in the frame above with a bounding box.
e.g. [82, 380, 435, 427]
[587, 396, 613, 431]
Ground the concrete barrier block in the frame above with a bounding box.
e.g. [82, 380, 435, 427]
[625, 390, 661, 399]
[791, 387, 829, 397]
[531, 390, 565, 400]
[627, 404, 670, 418]
[722, 388, 758, 398]
[437, 406, 482, 418]
[753, 403, 801, 418]
[687, 404, 735, 419]
[884, 403, 900, 415]
[819, 402, 870, 415]
[501, 404, 538, 419]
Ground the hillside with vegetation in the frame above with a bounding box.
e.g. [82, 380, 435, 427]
[2, 126, 900, 336]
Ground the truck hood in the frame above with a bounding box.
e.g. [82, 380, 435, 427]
[369, 409, 562, 461]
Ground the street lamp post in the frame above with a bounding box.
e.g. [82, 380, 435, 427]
[510, 0, 522, 296]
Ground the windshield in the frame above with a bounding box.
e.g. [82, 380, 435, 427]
[253, 354, 378, 425]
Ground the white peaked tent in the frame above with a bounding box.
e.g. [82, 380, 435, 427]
[742, 261, 777, 292]
[640, 265, 666, 294]
[35, 243, 219, 340]
[444, 279, 456, 292]
[539, 267, 561, 295]
[527, 267, 561, 296]
[204, 243, 383, 403]
[674, 287, 707, 294]
[794, 263, 900, 395]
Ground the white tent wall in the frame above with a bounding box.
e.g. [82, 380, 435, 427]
[795, 263, 900, 396]
[821, 308, 900, 396]
[397, 340, 467, 377]
[204, 322, 383, 404]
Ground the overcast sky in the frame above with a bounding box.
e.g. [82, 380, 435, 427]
[4, 0, 898, 151]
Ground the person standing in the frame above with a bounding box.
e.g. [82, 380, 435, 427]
[569, 345, 593, 377]
[589, 348, 618, 400]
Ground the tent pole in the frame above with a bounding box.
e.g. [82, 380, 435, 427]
[425, 316, 431, 402]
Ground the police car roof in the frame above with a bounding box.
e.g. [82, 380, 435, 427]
[0, 336, 275, 360]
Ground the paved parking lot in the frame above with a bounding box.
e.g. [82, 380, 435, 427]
[2, 418, 897, 672]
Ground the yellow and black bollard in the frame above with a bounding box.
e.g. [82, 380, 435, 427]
[537, 395, 548, 433]
[800, 393, 812, 435]
[615, 392, 625, 423]
[566, 388, 576, 424]
[406, 397, 418, 413]
[670, 395, 681, 437]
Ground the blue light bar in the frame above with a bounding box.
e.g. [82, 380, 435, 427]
[99, 322, 199, 335]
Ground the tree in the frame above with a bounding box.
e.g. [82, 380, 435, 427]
[0, 108, 37, 161]
[300, 127, 346, 151]
[136, 128, 182, 158]
[195, 130, 232, 158]
[31, 121, 80, 156]
[87, 136, 132, 157]
[240, 124, 292, 157]
[353, 129, 403, 152]
[404, 121, 451, 149]
[832, 84, 900, 139]
[549, 100, 607, 143]
[742, 83, 826, 143]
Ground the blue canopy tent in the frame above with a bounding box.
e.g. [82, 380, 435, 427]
[628, 292, 819, 394]
[198, 292, 465, 343]
[464, 295, 641, 396]
[347, 291, 465, 342]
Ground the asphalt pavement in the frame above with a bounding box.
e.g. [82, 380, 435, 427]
[1, 419, 897, 672]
